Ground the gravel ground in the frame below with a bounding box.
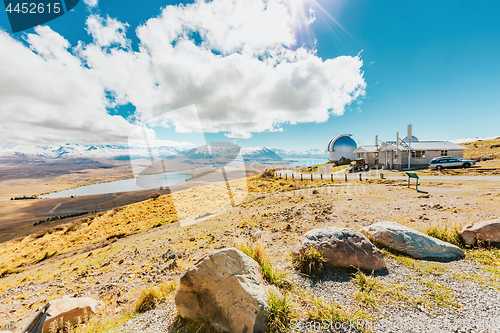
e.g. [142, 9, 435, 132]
[291, 258, 500, 333]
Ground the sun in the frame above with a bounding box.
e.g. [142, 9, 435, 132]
[283, 0, 310, 25]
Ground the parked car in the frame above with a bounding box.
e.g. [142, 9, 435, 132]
[429, 157, 476, 171]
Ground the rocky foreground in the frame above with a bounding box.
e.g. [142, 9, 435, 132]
[1, 177, 500, 332]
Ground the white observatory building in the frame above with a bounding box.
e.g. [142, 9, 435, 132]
[327, 134, 358, 164]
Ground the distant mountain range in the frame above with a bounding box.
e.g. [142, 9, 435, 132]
[0, 143, 326, 161]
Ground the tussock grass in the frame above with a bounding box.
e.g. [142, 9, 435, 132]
[234, 239, 291, 289]
[267, 291, 296, 333]
[292, 247, 326, 279]
[424, 225, 464, 248]
[135, 281, 178, 313]
[171, 317, 221, 333]
[352, 271, 378, 293]
[298, 292, 371, 332]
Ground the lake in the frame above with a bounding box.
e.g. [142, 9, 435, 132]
[284, 158, 328, 166]
[40, 170, 194, 199]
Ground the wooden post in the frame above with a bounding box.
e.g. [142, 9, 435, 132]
[359, 173, 362, 181]
[301, 174, 303, 181]
[345, 174, 348, 182]
[321, 174, 323, 181]
[380, 173, 384, 179]
[285, 174, 287, 180]
[311, 174, 313, 181]
[292, 174, 294, 180]
[331, 174, 333, 182]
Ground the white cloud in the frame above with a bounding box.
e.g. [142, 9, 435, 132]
[83, 0, 98, 8]
[79, 0, 366, 139]
[0, 0, 366, 145]
[0, 27, 137, 145]
[85, 14, 129, 48]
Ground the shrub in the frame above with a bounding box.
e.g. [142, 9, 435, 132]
[149, 192, 161, 200]
[261, 169, 275, 178]
[38, 251, 58, 263]
[292, 247, 326, 278]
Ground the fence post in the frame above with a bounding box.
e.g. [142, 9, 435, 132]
[292, 174, 294, 180]
[301, 174, 303, 181]
[285, 174, 287, 180]
[359, 173, 362, 181]
[331, 174, 333, 182]
[345, 174, 348, 182]
[311, 174, 313, 181]
[321, 174, 323, 181]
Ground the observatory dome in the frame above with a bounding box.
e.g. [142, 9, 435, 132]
[327, 135, 357, 152]
[402, 136, 419, 143]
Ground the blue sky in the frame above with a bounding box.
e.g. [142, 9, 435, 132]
[0, 0, 499, 151]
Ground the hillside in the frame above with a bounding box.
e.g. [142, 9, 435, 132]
[1, 175, 500, 332]
[462, 137, 500, 160]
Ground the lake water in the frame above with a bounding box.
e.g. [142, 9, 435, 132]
[285, 158, 328, 166]
[40, 170, 194, 199]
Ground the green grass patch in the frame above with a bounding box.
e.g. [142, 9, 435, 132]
[383, 250, 447, 275]
[267, 291, 296, 333]
[424, 225, 464, 248]
[417, 278, 461, 308]
[235, 240, 291, 290]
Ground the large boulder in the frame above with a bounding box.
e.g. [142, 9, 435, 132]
[461, 219, 500, 246]
[291, 227, 386, 271]
[361, 221, 464, 260]
[42, 297, 102, 332]
[175, 248, 270, 333]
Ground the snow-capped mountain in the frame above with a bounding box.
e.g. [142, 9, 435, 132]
[0, 143, 180, 160]
[180, 144, 282, 161]
[0, 143, 283, 161]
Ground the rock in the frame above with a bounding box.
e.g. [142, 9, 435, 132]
[461, 219, 500, 246]
[291, 227, 386, 271]
[253, 230, 263, 240]
[361, 221, 464, 260]
[42, 297, 103, 332]
[175, 248, 270, 333]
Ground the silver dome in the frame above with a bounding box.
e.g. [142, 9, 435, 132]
[402, 135, 419, 143]
[327, 134, 357, 152]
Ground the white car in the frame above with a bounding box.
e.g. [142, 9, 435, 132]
[429, 157, 476, 171]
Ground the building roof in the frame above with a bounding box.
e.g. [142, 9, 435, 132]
[378, 141, 467, 152]
[354, 146, 379, 153]
[407, 141, 468, 151]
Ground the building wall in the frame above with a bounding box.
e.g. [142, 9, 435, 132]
[380, 149, 464, 170]
[329, 151, 357, 163]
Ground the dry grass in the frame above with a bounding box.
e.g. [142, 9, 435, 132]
[0, 178, 251, 274]
[463, 137, 500, 160]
